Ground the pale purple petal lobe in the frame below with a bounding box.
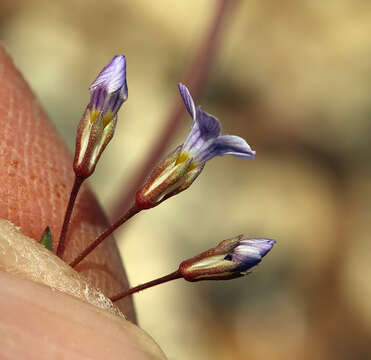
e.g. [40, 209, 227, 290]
[90, 55, 127, 94]
[211, 135, 255, 158]
[231, 238, 275, 271]
[196, 107, 221, 140]
[89, 55, 128, 115]
[178, 83, 196, 119]
[179, 83, 255, 165]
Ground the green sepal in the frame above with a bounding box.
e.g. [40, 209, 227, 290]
[40, 226, 53, 251]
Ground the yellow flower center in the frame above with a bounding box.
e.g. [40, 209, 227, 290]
[102, 112, 114, 127]
[89, 110, 99, 124]
[89, 110, 114, 128]
[176, 151, 197, 171]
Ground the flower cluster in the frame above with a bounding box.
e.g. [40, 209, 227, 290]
[59, 54, 275, 295]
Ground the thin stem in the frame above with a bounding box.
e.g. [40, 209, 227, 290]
[57, 175, 84, 258]
[69, 203, 141, 267]
[110, 270, 182, 302]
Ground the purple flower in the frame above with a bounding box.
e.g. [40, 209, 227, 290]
[136, 83, 255, 209]
[74, 55, 128, 178]
[179, 235, 275, 281]
[178, 83, 255, 165]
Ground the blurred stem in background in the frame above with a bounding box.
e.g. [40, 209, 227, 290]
[109, 0, 237, 220]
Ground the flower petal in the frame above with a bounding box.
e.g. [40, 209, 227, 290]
[182, 107, 222, 159]
[90, 55, 128, 96]
[239, 239, 275, 258]
[178, 83, 196, 120]
[232, 238, 275, 268]
[178, 83, 255, 166]
[199, 134, 255, 162]
[196, 107, 221, 140]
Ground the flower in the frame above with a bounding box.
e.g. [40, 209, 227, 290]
[136, 83, 255, 209]
[179, 235, 275, 281]
[74, 55, 128, 178]
[177, 83, 255, 164]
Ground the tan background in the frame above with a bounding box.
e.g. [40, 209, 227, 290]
[1, 1, 371, 359]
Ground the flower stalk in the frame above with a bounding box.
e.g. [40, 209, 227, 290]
[56, 175, 84, 257]
[110, 271, 182, 302]
[69, 203, 140, 267]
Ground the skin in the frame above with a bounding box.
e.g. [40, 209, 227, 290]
[0, 46, 166, 359]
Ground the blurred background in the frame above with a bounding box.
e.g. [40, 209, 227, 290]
[1, 0, 371, 359]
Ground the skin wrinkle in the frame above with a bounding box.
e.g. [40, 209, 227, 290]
[0, 46, 134, 320]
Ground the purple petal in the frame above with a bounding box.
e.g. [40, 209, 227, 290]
[232, 238, 275, 269]
[90, 55, 128, 97]
[182, 107, 222, 158]
[89, 55, 128, 116]
[178, 83, 196, 120]
[239, 239, 275, 258]
[200, 135, 255, 162]
[196, 107, 221, 140]
[178, 83, 255, 165]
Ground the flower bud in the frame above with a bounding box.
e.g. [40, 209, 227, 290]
[74, 55, 128, 178]
[179, 235, 275, 281]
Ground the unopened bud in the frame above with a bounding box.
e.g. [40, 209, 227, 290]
[74, 55, 128, 178]
[179, 235, 275, 281]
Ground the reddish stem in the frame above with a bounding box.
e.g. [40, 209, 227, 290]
[69, 203, 141, 267]
[110, 0, 234, 219]
[110, 270, 182, 302]
[57, 175, 84, 258]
